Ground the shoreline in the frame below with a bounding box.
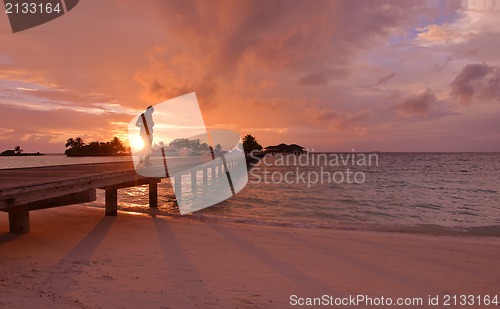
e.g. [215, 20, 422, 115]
[1, 205, 499, 308]
[84, 203, 500, 238]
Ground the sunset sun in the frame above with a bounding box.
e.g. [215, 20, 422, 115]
[129, 136, 144, 152]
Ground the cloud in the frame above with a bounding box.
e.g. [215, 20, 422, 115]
[375, 73, 396, 86]
[394, 89, 436, 115]
[0, 0, 166, 109]
[0, 103, 133, 152]
[134, 0, 431, 105]
[361, 72, 396, 88]
[416, 24, 461, 45]
[298, 72, 332, 86]
[17, 88, 112, 107]
[415, 2, 500, 47]
[450, 63, 500, 105]
[308, 107, 371, 129]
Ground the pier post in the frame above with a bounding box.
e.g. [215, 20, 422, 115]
[174, 175, 181, 204]
[105, 188, 118, 216]
[8, 207, 29, 233]
[211, 166, 215, 181]
[149, 181, 158, 208]
[191, 170, 197, 192]
[203, 168, 208, 184]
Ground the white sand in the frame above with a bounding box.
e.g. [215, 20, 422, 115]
[1, 206, 499, 308]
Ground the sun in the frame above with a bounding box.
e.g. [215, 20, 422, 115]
[129, 136, 144, 152]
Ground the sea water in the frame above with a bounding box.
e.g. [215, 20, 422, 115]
[1, 153, 499, 235]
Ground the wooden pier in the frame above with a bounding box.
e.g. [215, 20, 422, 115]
[0, 154, 246, 233]
[0, 161, 163, 233]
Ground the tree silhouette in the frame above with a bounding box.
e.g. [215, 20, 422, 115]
[74, 137, 85, 147]
[169, 138, 210, 152]
[242, 134, 262, 154]
[13, 145, 23, 154]
[65, 138, 74, 148]
[65, 136, 127, 156]
[110, 137, 125, 153]
[65, 137, 85, 149]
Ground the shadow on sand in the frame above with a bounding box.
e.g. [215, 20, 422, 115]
[0, 232, 24, 245]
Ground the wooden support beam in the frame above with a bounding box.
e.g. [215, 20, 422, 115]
[174, 175, 181, 204]
[99, 178, 161, 190]
[1, 189, 97, 212]
[149, 182, 158, 208]
[8, 207, 29, 233]
[105, 188, 118, 216]
[211, 166, 215, 181]
[191, 170, 197, 192]
[203, 168, 208, 184]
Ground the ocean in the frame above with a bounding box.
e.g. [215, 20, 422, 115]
[1, 153, 499, 235]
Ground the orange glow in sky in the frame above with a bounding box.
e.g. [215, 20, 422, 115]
[0, 0, 499, 152]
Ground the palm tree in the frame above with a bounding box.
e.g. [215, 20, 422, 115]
[65, 138, 74, 148]
[74, 137, 85, 148]
[110, 137, 125, 154]
[65, 137, 85, 149]
[242, 134, 262, 154]
[13, 145, 23, 154]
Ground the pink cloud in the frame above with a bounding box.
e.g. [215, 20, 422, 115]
[450, 63, 500, 105]
[394, 89, 436, 115]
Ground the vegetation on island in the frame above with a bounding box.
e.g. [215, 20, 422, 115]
[242, 134, 264, 167]
[242, 134, 305, 154]
[157, 138, 224, 155]
[1, 145, 43, 156]
[242, 134, 306, 168]
[242, 134, 263, 154]
[62, 133, 302, 159]
[263, 143, 305, 154]
[65, 137, 128, 157]
[168, 138, 211, 152]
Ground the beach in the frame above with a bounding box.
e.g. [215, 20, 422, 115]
[1, 206, 499, 308]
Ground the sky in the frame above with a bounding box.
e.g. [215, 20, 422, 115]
[0, 0, 499, 153]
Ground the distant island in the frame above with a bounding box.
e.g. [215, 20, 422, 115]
[262, 143, 306, 155]
[65, 137, 130, 157]
[242, 135, 305, 166]
[0, 145, 44, 156]
[242, 135, 305, 155]
[63, 134, 305, 158]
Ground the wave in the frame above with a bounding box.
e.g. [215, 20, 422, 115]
[84, 204, 500, 237]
